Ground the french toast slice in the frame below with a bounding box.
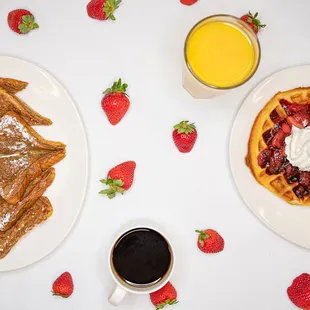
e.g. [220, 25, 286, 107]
[0, 168, 55, 232]
[0, 87, 52, 126]
[0, 78, 28, 95]
[0, 196, 53, 259]
[0, 112, 66, 204]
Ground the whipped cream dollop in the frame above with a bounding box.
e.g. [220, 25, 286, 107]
[285, 125, 310, 171]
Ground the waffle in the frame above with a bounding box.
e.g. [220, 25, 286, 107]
[246, 87, 310, 206]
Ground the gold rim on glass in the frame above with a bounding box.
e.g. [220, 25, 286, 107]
[184, 14, 261, 90]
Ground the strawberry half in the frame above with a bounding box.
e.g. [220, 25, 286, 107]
[287, 108, 310, 128]
[280, 99, 308, 116]
[172, 121, 197, 153]
[99, 161, 136, 199]
[271, 129, 287, 148]
[240, 11, 265, 34]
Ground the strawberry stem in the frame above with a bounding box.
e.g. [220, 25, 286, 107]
[156, 299, 179, 310]
[247, 11, 266, 32]
[18, 15, 39, 34]
[103, 0, 122, 21]
[103, 78, 128, 95]
[174, 120, 196, 135]
[195, 230, 210, 247]
[99, 178, 125, 199]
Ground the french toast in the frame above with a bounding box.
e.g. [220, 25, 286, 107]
[246, 87, 310, 205]
[0, 87, 52, 126]
[0, 196, 53, 259]
[0, 112, 66, 204]
[0, 168, 55, 232]
[0, 78, 28, 95]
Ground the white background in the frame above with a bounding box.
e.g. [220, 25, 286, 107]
[0, 0, 310, 309]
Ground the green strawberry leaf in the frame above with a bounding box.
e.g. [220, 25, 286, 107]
[174, 120, 196, 135]
[103, 78, 128, 95]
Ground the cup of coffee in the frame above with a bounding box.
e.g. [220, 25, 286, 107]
[108, 223, 175, 306]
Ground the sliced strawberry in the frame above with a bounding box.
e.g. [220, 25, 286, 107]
[280, 99, 308, 116]
[287, 107, 310, 128]
[271, 129, 287, 148]
[262, 129, 274, 145]
[284, 163, 299, 184]
[281, 121, 291, 134]
[257, 149, 272, 168]
[293, 185, 309, 199]
[266, 149, 285, 175]
[269, 109, 281, 123]
[299, 171, 310, 188]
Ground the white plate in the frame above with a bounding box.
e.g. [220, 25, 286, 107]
[230, 65, 310, 249]
[0, 56, 88, 271]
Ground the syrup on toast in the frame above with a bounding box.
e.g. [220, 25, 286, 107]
[0, 112, 66, 204]
[0, 87, 52, 126]
[0, 196, 53, 259]
[0, 168, 55, 232]
[0, 78, 28, 95]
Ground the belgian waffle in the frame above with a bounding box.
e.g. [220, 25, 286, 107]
[246, 87, 310, 206]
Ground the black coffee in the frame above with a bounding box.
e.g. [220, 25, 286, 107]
[112, 228, 171, 286]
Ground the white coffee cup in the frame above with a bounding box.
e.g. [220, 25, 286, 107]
[108, 220, 175, 306]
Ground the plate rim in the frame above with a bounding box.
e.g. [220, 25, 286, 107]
[0, 55, 90, 271]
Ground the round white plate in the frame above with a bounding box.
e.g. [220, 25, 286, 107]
[0, 56, 88, 271]
[230, 65, 310, 249]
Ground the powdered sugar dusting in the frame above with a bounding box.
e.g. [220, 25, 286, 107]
[0, 114, 35, 144]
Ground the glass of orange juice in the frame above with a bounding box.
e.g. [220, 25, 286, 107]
[183, 14, 261, 99]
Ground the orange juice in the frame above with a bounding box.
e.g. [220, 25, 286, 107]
[184, 15, 260, 95]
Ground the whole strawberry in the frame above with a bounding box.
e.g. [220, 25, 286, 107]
[150, 282, 178, 310]
[101, 78, 130, 125]
[99, 161, 136, 199]
[287, 273, 310, 310]
[7, 9, 39, 34]
[195, 229, 224, 253]
[52, 272, 74, 298]
[173, 121, 197, 153]
[87, 0, 121, 21]
[180, 0, 198, 5]
[240, 12, 266, 34]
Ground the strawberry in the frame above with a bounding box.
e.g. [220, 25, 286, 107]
[287, 273, 310, 310]
[101, 78, 130, 125]
[7, 9, 39, 34]
[281, 122, 291, 134]
[180, 0, 198, 5]
[52, 272, 74, 298]
[257, 149, 272, 168]
[87, 0, 121, 21]
[99, 161, 136, 199]
[173, 121, 197, 153]
[287, 109, 310, 128]
[150, 282, 178, 310]
[271, 129, 287, 148]
[240, 12, 266, 34]
[280, 99, 308, 116]
[195, 229, 224, 253]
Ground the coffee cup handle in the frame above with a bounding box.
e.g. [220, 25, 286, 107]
[109, 285, 127, 306]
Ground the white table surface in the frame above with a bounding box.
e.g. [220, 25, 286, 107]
[1, 0, 310, 309]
